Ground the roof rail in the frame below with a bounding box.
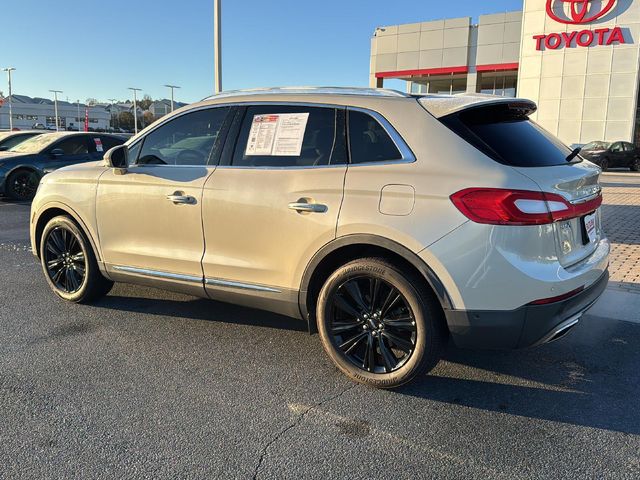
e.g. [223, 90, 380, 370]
[201, 86, 411, 101]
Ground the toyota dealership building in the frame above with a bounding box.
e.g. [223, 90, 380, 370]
[370, 0, 640, 146]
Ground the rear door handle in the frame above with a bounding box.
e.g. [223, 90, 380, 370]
[166, 192, 196, 205]
[288, 201, 328, 213]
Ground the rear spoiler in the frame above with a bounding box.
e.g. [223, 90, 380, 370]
[417, 94, 537, 119]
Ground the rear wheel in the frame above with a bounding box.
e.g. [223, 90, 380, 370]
[40, 215, 113, 303]
[631, 157, 640, 172]
[6, 169, 39, 201]
[316, 258, 446, 388]
[600, 158, 609, 171]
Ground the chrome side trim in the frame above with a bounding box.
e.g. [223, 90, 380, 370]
[112, 265, 203, 283]
[205, 277, 281, 293]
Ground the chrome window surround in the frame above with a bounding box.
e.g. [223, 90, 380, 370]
[124, 102, 416, 170]
[112, 265, 281, 293]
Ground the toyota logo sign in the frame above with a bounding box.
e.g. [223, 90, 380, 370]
[546, 0, 617, 24]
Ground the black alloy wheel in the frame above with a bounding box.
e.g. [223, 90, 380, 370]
[328, 275, 417, 374]
[600, 158, 609, 171]
[7, 169, 39, 200]
[632, 157, 640, 172]
[43, 226, 87, 294]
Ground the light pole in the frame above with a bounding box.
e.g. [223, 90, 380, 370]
[128, 87, 141, 134]
[76, 99, 81, 131]
[214, 0, 222, 93]
[3, 67, 15, 130]
[49, 89, 63, 131]
[163, 84, 180, 112]
[108, 98, 118, 130]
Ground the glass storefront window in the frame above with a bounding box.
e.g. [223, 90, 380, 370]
[409, 75, 467, 95]
[478, 72, 518, 97]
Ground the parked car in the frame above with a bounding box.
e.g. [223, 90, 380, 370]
[0, 130, 45, 152]
[30, 88, 609, 388]
[0, 132, 125, 200]
[32, 123, 46, 130]
[580, 141, 640, 171]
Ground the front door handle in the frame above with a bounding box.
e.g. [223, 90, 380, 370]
[288, 200, 328, 213]
[166, 192, 196, 205]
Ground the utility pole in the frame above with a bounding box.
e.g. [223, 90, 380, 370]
[108, 98, 118, 130]
[3, 67, 16, 130]
[214, 0, 222, 94]
[164, 84, 180, 112]
[128, 87, 142, 134]
[49, 89, 63, 131]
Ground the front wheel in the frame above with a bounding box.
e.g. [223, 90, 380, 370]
[600, 158, 609, 171]
[631, 157, 640, 172]
[316, 258, 446, 388]
[40, 215, 113, 303]
[5, 169, 39, 200]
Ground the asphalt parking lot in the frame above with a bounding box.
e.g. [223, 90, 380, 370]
[1, 177, 639, 479]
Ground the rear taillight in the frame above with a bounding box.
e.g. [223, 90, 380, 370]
[450, 188, 602, 226]
[528, 286, 585, 305]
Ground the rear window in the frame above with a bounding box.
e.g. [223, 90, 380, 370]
[441, 104, 576, 167]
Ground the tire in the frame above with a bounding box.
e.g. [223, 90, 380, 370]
[5, 169, 39, 201]
[600, 158, 609, 171]
[631, 157, 640, 172]
[39, 215, 113, 303]
[316, 257, 446, 388]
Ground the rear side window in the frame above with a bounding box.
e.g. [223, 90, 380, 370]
[53, 136, 89, 155]
[97, 136, 124, 151]
[441, 104, 575, 167]
[348, 110, 402, 164]
[611, 142, 624, 153]
[232, 105, 338, 167]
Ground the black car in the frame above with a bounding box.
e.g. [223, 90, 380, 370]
[0, 132, 125, 200]
[580, 141, 640, 171]
[0, 130, 45, 152]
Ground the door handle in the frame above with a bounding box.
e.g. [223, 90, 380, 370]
[288, 200, 328, 213]
[166, 192, 196, 205]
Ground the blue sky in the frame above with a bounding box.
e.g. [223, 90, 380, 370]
[1, 0, 521, 103]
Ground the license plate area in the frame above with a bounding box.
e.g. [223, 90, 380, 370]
[582, 212, 597, 245]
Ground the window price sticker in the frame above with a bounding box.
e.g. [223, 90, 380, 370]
[245, 113, 309, 157]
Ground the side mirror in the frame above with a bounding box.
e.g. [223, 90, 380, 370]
[104, 144, 129, 172]
[50, 148, 64, 157]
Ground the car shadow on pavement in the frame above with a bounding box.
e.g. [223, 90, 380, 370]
[397, 313, 640, 435]
[95, 293, 308, 332]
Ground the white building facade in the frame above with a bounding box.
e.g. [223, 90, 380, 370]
[370, 0, 640, 146]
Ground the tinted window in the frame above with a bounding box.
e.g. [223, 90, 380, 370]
[0, 134, 37, 150]
[441, 105, 575, 167]
[611, 142, 624, 153]
[137, 107, 230, 166]
[348, 110, 402, 164]
[624, 142, 635, 152]
[97, 136, 124, 151]
[232, 106, 337, 167]
[53, 136, 89, 155]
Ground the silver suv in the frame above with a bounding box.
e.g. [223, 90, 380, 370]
[30, 87, 609, 388]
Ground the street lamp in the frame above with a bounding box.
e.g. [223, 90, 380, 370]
[214, 0, 222, 93]
[108, 98, 118, 130]
[2, 67, 16, 130]
[49, 89, 63, 132]
[128, 87, 142, 134]
[163, 84, 180, 112]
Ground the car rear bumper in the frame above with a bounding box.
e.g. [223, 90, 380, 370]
[444, 269, 609, 349]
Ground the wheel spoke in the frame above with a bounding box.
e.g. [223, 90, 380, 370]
[369, 277, 380, 311]
[339, 331, 367, 353]
[343, 280, 368, 313]
[382, 331, 413, 354]
[384, 316, 415, 330]
[380, 288, 401, 319]
[52, 266, 65, 284]
[71, 252, 85, 263]
[378, 337, 397, 373]
[331, 320, 362, 334]
[50, 230, 66, 255]
[363, 334, 376, 371]
[47, 258, 63, 269]
[334, 294, 361, 318]
[67, 235, 79, 254]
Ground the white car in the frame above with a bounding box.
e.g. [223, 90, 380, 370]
[30, 88, 609, 388]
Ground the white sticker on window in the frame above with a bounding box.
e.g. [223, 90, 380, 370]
[94, 137, 103, 152]
[245, 113, 309, 157]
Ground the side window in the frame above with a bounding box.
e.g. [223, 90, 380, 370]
[52, 136, 89, 155]
[232, 105, 337, 167]
[97, 136, 124, 152]
[137, 107, 230, 166]
[348, 110, 402, 164]
[624, 142, 635, 152]
[611, 142, 623, 153]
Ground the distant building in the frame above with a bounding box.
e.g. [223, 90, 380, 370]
[0, 95, 110, 131]
[149, 99, 188, 118]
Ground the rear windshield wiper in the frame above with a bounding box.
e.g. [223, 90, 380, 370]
[566, 147, 582, 163]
